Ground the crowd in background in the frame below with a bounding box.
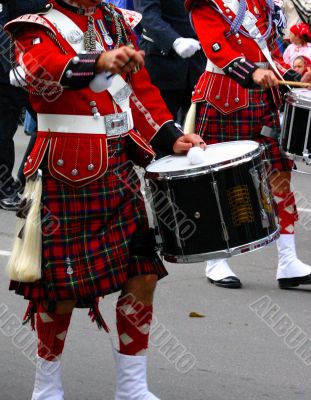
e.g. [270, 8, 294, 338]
[0, 0, 311, 211]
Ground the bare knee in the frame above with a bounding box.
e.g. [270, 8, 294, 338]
[122, 275, 158, 305]
[42, 300, 76, 315]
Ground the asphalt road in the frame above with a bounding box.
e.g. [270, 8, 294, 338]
[1, 129, 311, 400]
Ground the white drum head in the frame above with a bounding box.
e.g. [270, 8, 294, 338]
[146, 140, 259, 173]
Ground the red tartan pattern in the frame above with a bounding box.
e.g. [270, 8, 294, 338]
[274, 192, 298, 234]
[117, 296, 152, 355]
[36, 303, 72, 361]
[10, 139, 167, 307]
[196, 89, 293, 172]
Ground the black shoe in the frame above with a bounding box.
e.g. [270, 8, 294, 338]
[0, 179, 21, 200]
[208, 276, 242, 289]
[278, 274, 311, 289]
[0, 193, 22, 211]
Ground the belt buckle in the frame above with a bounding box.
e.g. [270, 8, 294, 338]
[104, 112, 129, 137]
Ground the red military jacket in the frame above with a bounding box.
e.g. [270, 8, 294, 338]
[6, 1, 181, 186]
[187, 0, 298, 114]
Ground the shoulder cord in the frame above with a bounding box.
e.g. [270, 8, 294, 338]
[208, 0, 274, 40]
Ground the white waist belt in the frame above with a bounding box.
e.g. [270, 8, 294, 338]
[205, 59, 270, 74]
[38, 112, 134, 136]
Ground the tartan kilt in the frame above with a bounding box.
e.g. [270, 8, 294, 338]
[196, 88, 293, 172]
[10, 138, 167, 307]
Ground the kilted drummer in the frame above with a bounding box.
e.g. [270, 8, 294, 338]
[185, 0, 311, 290]
[4, 1, 204, 398]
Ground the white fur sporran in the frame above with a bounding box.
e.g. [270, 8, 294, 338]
[7, 170, 43, 282]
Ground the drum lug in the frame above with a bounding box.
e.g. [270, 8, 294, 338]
[249, 168, 270, 229]
[144, 182, 163, 246]
[211, 180, 230, 243]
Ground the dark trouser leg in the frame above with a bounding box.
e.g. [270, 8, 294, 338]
[17, 131, 37, 189]
[160, 88, 193, 126]
[0, 84, 27, 197]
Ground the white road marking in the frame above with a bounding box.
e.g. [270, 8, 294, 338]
[298, 208, 311, 213]
[0, 250, 11, 257]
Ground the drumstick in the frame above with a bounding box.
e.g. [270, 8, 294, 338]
[278, 80, 311, 88]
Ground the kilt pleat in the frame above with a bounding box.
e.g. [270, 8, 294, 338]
[196, 88, 293, 172]
[10, 138, 167, 307]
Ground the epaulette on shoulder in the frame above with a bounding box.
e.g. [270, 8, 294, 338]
[5, 5, 54, 35]
[119, 9, 142, 29]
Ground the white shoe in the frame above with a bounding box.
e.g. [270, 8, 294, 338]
[277, 235, 311, 287]
[31, 356, 64, 400]
[205, 259, 241, 288]
[114, 350, 160, 400]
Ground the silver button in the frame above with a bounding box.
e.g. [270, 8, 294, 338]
[91, 107, 98, 114]
[67, 267, 74, 275]
[194, 212, 201, 219]
[66, 69, 73, 78]
[237, 39, 242, 45]
[71, 169, 78, 176]
[225, 8, 230, 13]
[224, 102, 229, 107]
[240, 58, 246, 63]
[234, 98, 240, 103]
[215, 95, 221, 100]
[228, 67, 233, 72]
[233, 62, 238, 67]
[89, 101, 97, 107]
[229, 15, 233, 19]
[28, 159, 33, 165]
[93, 112, 101, 119]
[72, 56, 80, 64]
[88, 163, 95, 171]
[57, 159, 64, 166]
[235, 33, 240, 38]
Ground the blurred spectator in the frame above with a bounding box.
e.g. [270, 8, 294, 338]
[292, 55, 311, 75]
[0, 0, 46, 209]
[24, 110, 37, 136]
[133, 0, 205, 125]
[109, 0, 135, 9]
[283, 0, 311, 40]
[283, 23, 311, 66]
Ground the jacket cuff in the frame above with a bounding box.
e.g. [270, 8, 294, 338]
[283, 69, 302, 82]
[150, 121, 183, 155]
[223, 57, 258, 88]
[60, 52, 101, 88]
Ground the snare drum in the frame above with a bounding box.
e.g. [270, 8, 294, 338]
[281, 89, 311, 163]
[145, 141, 279, 263]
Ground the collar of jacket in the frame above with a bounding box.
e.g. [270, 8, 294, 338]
[54, 0, 97, 15]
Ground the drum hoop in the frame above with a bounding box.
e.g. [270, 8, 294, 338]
[145, 143, 263, 181]
[162, 226, 280, 264]
[286, 94, 311, 110]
